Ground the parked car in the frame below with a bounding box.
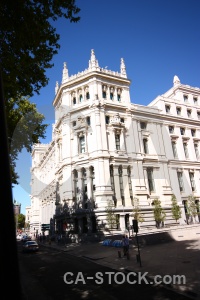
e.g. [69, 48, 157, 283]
[22, 241, 39, 253]
[21, 235, 32, 242]
[16, 234, 24, 241]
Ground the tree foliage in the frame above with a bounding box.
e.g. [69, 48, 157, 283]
[105, 199, 118, 230]
[153, 198, 166, 228]
[8, 97, 48, 183]
[0, 0, 80, 100]
[131, 197, 144, 223]
[171, 194, 182, 223]
[17, 213, 25, 229]
[0, 0, 81, 183]
[187, 194, 198, 221]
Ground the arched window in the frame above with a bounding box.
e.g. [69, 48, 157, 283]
[102, 85, 107, 98]
[117, 88, 121, 101]
[110, 87, 114, 100]
[82, 168, 87, 202]
[90, 166, 95, 199]
[73, 170, 78, 201]
[85, 87, 90, 100]
[79, 94, 83, 102]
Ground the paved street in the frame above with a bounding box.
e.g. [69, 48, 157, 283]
[19, 224, 200, 300]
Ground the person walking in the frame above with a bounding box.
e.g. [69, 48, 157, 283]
[122, 235, 129, 256]
[124, 235, 129, 255]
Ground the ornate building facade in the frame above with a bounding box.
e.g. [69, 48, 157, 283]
[29, 50, 200, 236]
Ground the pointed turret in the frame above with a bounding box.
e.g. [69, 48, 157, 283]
[120, 58, 127, 78]
[55, 81, 59, 95]
[88, 49, 99, 69]
[173, 75, 180, 86]
[62, 62, 69, 83]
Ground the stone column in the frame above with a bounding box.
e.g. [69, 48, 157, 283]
[119, 214, 125, 231]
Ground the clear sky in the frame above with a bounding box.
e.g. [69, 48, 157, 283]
[12, 0, 200, 214]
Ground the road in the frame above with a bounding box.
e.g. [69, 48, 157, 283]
[17, 242, 192, 300]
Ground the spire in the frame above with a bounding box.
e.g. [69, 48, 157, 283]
[55, 81, 59, 95]
[88, 49, 99, 69]
[62, 62, 69, 83]
[173, 75, 180, 86]
[120, 58, 127, 78]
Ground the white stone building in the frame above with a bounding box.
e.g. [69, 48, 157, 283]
[29, 50, 200, 237]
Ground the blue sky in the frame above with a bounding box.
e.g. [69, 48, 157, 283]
[12, 0, 200, 214]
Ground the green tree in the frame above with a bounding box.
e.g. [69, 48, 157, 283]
[0, 0, 81, 183]
[17, 214, 25, 229]
[153, 198, 166, 228]
[105, 199, 118, 231]
[0, 0, 80, 100]
[187, 194, 198, 223]
[171, 194, 182, 223]
[131, 197, 144, 223]
[8, 98, 48, 184]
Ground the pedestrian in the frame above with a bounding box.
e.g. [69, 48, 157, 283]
[122, 235, 129, 256]
[124, 235, 129, 254]
[122, 235, 127, 256]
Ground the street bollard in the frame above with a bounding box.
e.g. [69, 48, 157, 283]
[126, 251, 130, 260]
[118, 250, 121, 258]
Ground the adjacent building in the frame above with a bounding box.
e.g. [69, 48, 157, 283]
[29, 50, 200, 237]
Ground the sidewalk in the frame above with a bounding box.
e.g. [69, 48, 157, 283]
[42, 225, 200, 300]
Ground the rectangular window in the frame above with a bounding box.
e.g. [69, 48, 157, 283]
[194, 143, 199, 159]
[189, 172, 196, 192]
[193, 97, 198, 105]
[115, 134, 120, 150]
[169, 126, 174, 134]
[102, 91, 106, 98]
[127, 167, 133, 199]
[177, 171, 184, 192]
[171, 141, 178, 158]
[176, 107, 181, 115]
[180, 127, 185, 135]
[165, 105, 170, 113]
[140, 122, 147, 129]
[197, 111, 200, 120]
[183, 142, 189, 159]
[143, 138, 149, 154]
[86, 92, 90, 99]
[117, 94, 121, 101]
[110, 166, 115, 194]
[118, 167, 124, 205]
[120, 118, 124, 123]
[79, 94, 83, 102]
[147, 168, 155, 192]
[105, 116, 110, 124]
[183, 95, 188, 102]
[187, 109, 192, 118]
[86, 116, 91, 126]
[191, 129, 196, 137]
[79, 136, 85, 153]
